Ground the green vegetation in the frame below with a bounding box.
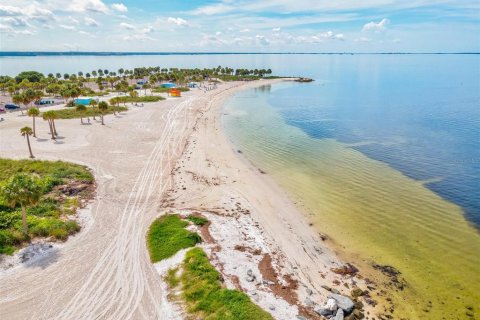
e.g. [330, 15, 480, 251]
[147, 214, 202, 263]
[109, 95, 164, 105]
[147, 213, 271, 319]
[0, 66, 276, 101]
[152, 87, 190, 93]
[15, 71, 45, 83]
[51, 105, 127, 120]
[187, 215, 209, 226]
[0, 159, 94, 255]
[165, 267, 180, 288]
[169, 248, 273, 320]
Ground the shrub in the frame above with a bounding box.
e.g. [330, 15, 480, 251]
[0, 158, 93, 254]
[50, 228, 68, 240]
[187, 215, 209, 226]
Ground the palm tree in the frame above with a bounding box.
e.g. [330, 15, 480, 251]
[42, 111, 57, 139]
[27, 107, 40, 138]
[50, 110, 58, 136]
[1, 173, 42, 235]
[89, 99, 98, 120]
[98, 101, 108, 125]
[12, 93, 24, 114]
[142, 83, 151, 96]
[76, 104, 87, 124]
[20, 126, 34, 158]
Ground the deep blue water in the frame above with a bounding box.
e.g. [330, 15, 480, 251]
[268, 55, 480, 228]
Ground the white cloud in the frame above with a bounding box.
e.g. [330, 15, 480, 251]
[167, 17, 188, 26]
[79, 30, 96, 37]
[316, 31, 345, 41]
[0, 22, 35, 36]
[123, 33, 155, 41]
[68, 16, 79, 25]
[111, 3, 128, 13]
[120, 22, 135, 30]
[191, 4, 233, 15]
[59, 24, 76, 30]
[84, 17, 99, 27]
[239, 28, 250, 33]
[272, 27, 281, 32]
[255, 34, 269, 45]
[141, 26, 154, 34]
[0, 5, 23, 16]
[363, 18, 390, 32]
[354, 37, 372, 42]
[68, 0, 108, 13]
[1, 17, 29, 27]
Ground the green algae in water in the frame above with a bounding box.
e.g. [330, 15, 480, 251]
[223, 85, 480, 320]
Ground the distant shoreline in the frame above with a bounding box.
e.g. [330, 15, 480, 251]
[0, 51, 479, 57]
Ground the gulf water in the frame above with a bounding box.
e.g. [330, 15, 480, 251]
[1, 53, 479, 319]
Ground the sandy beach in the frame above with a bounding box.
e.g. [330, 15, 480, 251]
[0, 80, 375, 319]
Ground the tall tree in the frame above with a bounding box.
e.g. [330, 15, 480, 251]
[27, 107, 40, 138]
[76, 104, 87, 124]
[20, 126, 35, 158]
[89, 99, 98, 120]
[1, 173, 42, 235]
[42, 111, 56, 139]
[98, 101, 108, 125]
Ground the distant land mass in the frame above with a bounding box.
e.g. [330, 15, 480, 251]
[0, 51, 478, 57]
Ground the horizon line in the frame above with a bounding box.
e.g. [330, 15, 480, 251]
[0, 51, 479, 57]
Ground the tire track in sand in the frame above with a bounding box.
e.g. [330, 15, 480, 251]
[53, 97, 197, 320]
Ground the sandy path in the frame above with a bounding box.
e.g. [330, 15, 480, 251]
[0, 87, 215, 319]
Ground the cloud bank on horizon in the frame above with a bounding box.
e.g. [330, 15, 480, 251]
[0, 0, 479, 52]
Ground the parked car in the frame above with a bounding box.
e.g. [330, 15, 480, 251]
[5, 104, 20, 109]
[0, 107, 5, 113]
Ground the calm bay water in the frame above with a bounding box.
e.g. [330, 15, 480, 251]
[220, 54, 480, 319]
[1, 53, 479, 318]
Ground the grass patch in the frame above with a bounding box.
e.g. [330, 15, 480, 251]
[147, 214, 202, 263]
[110, 95, 165, 104]
[166, 267, 180, 288]
[179, 247, 273, 320]
[51, 105, 127, 120]
[187, 215, 209, 226]
[0, 158, 94, 254]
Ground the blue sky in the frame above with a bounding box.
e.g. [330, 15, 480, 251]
[0, 0, 479, 52]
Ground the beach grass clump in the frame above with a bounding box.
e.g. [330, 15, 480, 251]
[0, 159, 94, 254]
[186, 215, 209, 226]
[110, 96, 165, 105]
[51, 105, 127, 120]
[172, 247, 273, 320]
[147, 214, 202, 263]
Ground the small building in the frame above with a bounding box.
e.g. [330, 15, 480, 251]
[169, 88, 181, 97]
[35, 99, 55, 105]
[161, 82, 176, 88]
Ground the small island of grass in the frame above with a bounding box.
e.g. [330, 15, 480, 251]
[147, 213, 273, 320]
[0, 159, 94, 255]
